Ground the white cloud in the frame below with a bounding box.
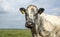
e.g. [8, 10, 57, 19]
[17, 0, 32, 2]
[47, 8, 60, 16]
[2, 3, 13, 11]
[0, 0, 16, 12]
[52, 8, 60, 12]
[0, 0, 60, 13]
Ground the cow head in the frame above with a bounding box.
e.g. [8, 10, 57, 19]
[19, 5, 45, 28]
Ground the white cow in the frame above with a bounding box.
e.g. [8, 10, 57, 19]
[38, 13, 60, 37]
[19, 5, 60, 37]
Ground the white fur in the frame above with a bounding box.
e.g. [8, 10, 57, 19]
[40, 13, 60, 25]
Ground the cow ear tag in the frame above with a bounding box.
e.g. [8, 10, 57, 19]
[21, 10, 25, 14]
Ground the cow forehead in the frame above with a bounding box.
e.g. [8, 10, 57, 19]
[27, 5, 38, 12]
[27, 5, 37, 9]
[26, 5, 38, 19]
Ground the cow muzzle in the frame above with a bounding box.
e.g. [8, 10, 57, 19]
[25, 21, 35, 28]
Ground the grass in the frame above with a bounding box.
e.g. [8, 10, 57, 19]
[0, 29, 32, 37]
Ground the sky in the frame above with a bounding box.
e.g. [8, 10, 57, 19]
[0, 0, 60, 29]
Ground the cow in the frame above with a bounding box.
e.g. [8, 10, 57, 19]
[19, 5, 60, 37]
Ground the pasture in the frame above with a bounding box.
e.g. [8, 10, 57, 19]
[0, 29, 31, 37]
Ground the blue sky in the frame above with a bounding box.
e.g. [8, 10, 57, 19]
[0, 0, 60, 29]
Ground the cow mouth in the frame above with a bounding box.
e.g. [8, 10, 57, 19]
[25, 22, 35, 28]
[25, 24, 33, 28]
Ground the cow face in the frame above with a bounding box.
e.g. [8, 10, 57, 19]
[19, 5, 45, 28]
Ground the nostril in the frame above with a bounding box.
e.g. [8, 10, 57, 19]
[25, 22, 32, 26]
[28, 22, 32, 25]
[25, 22, 32, 27]
[25, 21, 35, 28]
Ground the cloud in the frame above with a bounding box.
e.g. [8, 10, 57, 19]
[47, 8, 60, 16]
[52, 8, 60, 12]
[0, 0, 16, 13]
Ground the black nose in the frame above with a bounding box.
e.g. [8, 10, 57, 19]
[25, 21, 34, 28]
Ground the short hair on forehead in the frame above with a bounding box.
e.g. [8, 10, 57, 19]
[27, 5, 38, 10]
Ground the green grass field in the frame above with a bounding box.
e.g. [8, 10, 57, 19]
[0, 29, 32, 37]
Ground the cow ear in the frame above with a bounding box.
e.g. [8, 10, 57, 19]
[38, 8, 45, 14]
[19, 8, 26, 14]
